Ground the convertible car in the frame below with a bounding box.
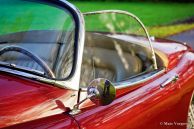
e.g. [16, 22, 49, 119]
[0, 0, 194, 129]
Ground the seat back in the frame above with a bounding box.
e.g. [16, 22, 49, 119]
[80, 32, 143, 87]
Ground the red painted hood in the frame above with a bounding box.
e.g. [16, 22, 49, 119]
[0, 73, 77, 128]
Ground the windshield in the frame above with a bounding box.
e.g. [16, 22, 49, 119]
[80, 11, 158, 87]
[84, 12, 146, 36]
[83, 11, 157, 69]
[0, 0, 76, 79]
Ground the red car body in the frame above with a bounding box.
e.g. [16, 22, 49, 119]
[1, 38, 194, 129]
[0, 1, 194, 129]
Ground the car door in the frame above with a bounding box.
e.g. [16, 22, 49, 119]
[74, 10, 194, 129]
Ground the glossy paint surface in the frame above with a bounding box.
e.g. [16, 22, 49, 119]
[75, 40, 194, 129]
[0, 36, 194, 129]
[3, 113, 79, 129]
[0, 73, 78, 128]
[0, 38, 194, 129]
[0, 0, 193, 129]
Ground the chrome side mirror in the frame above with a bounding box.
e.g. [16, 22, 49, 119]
[87, 78, 116, 106]
[69, 78, 116, 115]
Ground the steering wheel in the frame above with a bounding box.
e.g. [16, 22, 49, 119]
[0, 46, 55, 78]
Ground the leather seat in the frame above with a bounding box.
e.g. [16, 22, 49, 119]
[80, 33, 143, 87]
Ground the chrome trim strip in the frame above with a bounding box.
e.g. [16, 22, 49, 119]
[83, 10, 158, 69]
[56, 0, 85, 90]
[0, 67, 56, 86]
[0, 67, 77, 90]
[114, 69, 165, 89]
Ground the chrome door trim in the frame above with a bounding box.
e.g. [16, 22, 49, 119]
[83, 10, 158, 70]
[160, 74, 179, 88]
[114, 68, 165, 89]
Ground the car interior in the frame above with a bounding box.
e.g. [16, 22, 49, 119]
[0, 30, 165, 86]
[80, 32, 165, 87]
[0, 30, 74, 78]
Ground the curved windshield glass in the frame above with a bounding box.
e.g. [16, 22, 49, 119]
[0, 0, 75, 79]
[85, 12, 146, 36]
[80, 11, 157, 87]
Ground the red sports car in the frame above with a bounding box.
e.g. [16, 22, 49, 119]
[0, 0, 194, 129]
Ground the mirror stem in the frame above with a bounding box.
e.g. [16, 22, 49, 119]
[69, 93, 95, 115]
[74, 93, 95, 109]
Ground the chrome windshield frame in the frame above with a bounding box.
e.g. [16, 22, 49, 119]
[83, 10, 158, 70]
[53, 0, 85, 90]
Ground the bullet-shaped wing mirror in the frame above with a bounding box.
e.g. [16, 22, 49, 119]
[87, 78, 116, 106]
[70, 78, 116, 115]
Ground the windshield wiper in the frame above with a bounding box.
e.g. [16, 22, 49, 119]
[0, 61, 47, 77]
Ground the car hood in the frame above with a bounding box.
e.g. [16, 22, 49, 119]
[0, 73, 77, 128]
